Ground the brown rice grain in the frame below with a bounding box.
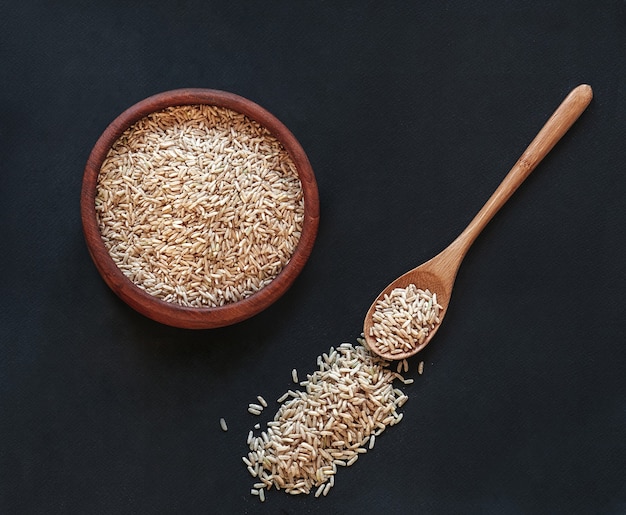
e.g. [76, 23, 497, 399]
[95, 105, 305, 308]
[244, 340, 409, 501]
[370, 285, 443, 356]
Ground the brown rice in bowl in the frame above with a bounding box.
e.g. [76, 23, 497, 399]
[81, 89, 319, 328]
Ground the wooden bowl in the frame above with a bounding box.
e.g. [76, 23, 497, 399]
[81, 88, 319, 329]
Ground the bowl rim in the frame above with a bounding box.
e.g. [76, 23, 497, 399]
[80, 88, 320, 329]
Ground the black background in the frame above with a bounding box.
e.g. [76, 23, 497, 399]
[1, 2, 625, 514]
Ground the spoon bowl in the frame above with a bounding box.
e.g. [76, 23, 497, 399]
[364, 84, 593, 360]
[364, 265, 452, 359]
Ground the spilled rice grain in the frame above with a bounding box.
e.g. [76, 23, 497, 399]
[243, 339, 412, 501]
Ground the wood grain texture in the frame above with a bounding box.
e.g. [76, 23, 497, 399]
[364, 85, 593, 359]
[80, 89, 320, 329]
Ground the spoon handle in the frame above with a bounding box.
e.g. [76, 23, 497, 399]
[452, 84, 593, 255]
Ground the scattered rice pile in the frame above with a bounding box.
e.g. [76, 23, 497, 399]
[95, 104, 304, 307]
[369, 285, 442, 355]
[243, 339, 410, 501]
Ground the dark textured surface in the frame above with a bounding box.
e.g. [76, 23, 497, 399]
[1, 2, 625, 514]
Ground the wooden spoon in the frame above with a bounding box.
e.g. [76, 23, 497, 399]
[363, 84, 593, 360]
